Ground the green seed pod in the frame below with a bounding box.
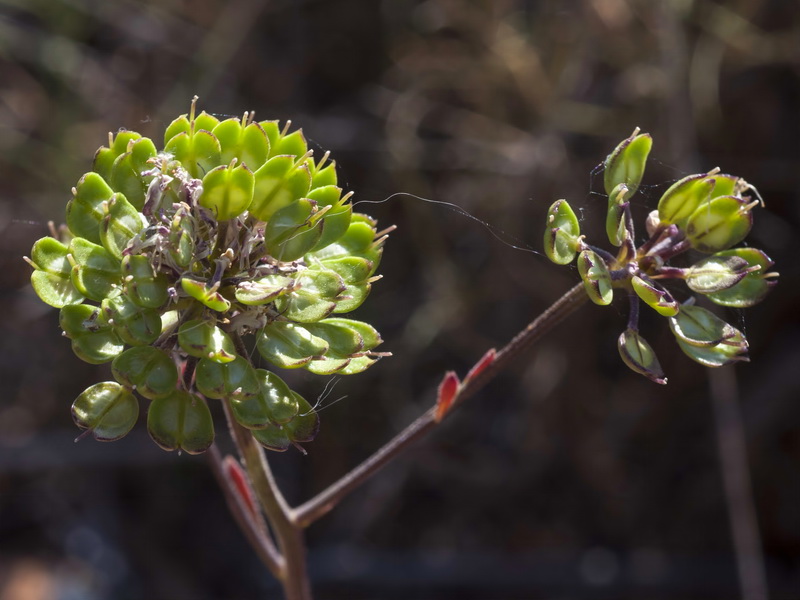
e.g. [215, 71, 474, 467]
[250, 155, 312, 222]
[235, 274, 295, 306]
[256, 369, 299, 424]
[685, 253, 752, 294]
[102, 294, 162, 346]
[675, 331, 749, 367]
[111, 346, 178, 400]
[121, 255, 169, 309]
[274, 270, 345, 323]
[618, 329, 667, 385]
[577, 250, 613, 306]
[168, 213, 195, 270]
[195, 355, 260, 401]
[306, 185, 352, 251]
[705, 248, 777, 308]
[178, 319, 236, 363]
[257, 321, 329, 368]
[60, 304, 125, 364]
[668, 304, 740, 347]
[309, 155, 338, 188]
[68, 237, 122, 302]
[543, 199, 581, 265]
[605, 183, 629, 247]
[164, 129, 222, 179]
[603, 130, 652, 200]
[631, 276, 679, 317]
[656, 173, 715, 228]
[251, 423, 291, 452]
[147, 390, 215, 454]
[99, 192, 144, 259]
[200, 161, 255, 221]
[212, 118, 270, 172]
[108, 137, 158, 210]
[264, 198, 324, 262]
[72, 381, 139, 441]
[308, 214, 384, 268]
[268, 126, 308, 158]
[93, 130, 143, 181]
[685, 195, 753, 253]
[27, 237, 84, 308]
[332, 282, 371, 314]
[180, 277, 231, 313]
[285, 393, 319, 443]
[314, 256, 372, 285]
[324, 318, 382, 350]
[304, 320, 364, 375]
[66, 172, 115, 244]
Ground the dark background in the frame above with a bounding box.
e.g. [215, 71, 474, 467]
[0, 1, 798, 598]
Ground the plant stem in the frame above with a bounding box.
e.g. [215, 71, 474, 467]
[708, 368, 769, 600]
[206, 444, 283, 577]
[223, 398, 313, 600]
[293, 282, 588, 527]
[215, 283, 587, 598]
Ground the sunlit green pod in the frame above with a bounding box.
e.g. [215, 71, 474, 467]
[577, 250, 613, 306]
[269, 127, 308, 158]
[307, 216, 382, 268]
[72, 381, 139, 441]
[178, 319, 236, 363]
[285, 393, 319, 443]
[618, 329, 667, 385]
[256, 321, 329, 368]
[686, 195, 753, 253]
[147, 390, 215, 454]
[66, 172, 115, 244]
[656, 173, 715, 228]
[59, 304, 125, 364]
[99, 192, 144, 259]
[101, 294, 162, 346]
[675, 330, 749, 367]
[200, 161, 255, 220]
[195, 355, 260, 401]
[164, 129, 222, 179]
[180, 277, 231, 313]
[251, 423, 291, 452]
[212, 118, 270, 172]
[264, 198, 324, 262]
[250, 155, 312, 222]
[605, 183, 628, 247]
[109, 137, 158, 209]
[705, 248, 777, 308]
[322, 318, 382, 350]
[631, 276, 679, 317]
[543, 199, 581, 265]
[111, 346, 178, 400]
[28, 237, 84, 308]
[309, 156, 337, 188]
[68, 237, 121, 302]
[93, 130, 142, 181]
[604, 130, 652, 200]
[668, 305, 739, 347]
[235, 274, 295, 306]
[256, 369, 299, 424]
[121, 255, 169, 309]
[274, 269, 345, 323]
[314, 256, 372, 285]
[685, 253, 752, 294]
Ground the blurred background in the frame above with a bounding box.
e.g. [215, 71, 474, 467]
[1, 0, 798, 598]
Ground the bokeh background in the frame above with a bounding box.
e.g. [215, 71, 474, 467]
[1, 0, 798, 598]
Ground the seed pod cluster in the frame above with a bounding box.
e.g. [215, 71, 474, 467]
[543, 129, 777, 383]
[26, 99, 390, 452]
